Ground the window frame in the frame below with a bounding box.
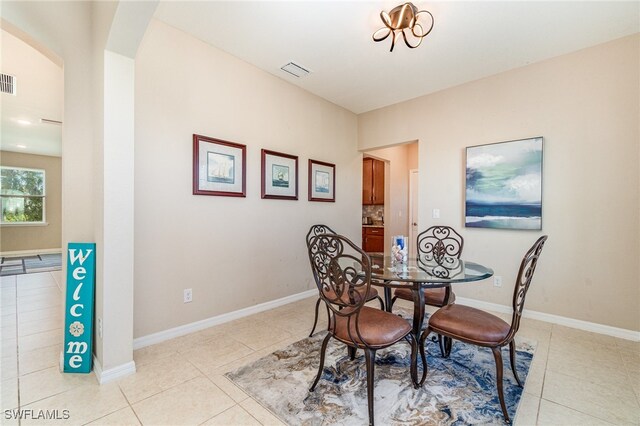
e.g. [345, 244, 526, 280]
[0, 166, 47, 226]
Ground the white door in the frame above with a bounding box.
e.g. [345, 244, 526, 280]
[409, 169, 419, 258]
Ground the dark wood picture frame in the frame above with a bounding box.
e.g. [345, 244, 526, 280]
[261, 149, 299, 200]
[308, 159, 335, 202]
[193, 134, 246, 197]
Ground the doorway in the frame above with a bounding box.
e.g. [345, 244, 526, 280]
[361, 141, 418, 255]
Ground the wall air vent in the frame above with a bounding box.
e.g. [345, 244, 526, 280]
[0, 74, 16, 95]
[280, 62, 311, 78]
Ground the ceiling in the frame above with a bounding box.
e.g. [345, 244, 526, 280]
[155, 1, 639, 114]
[1, 29, 63, 157]
[1, 2, 637, 158]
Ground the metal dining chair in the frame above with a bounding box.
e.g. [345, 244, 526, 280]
[306, 224, 384, 336]
[419, 235, 548, 423]
[307, 233, 421, 426]
[390, 225, 463, 354]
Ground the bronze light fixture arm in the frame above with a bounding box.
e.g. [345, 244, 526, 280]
[372, 2, 435, 52]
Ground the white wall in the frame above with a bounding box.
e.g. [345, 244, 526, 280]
[134, 20, 360, 337]
[359, 34, 640, 332]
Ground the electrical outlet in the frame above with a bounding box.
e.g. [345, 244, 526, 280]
[184, 288, 193, 303]
[494, 276, 503, 287]
[97, 318, 103, 338]
[432, 209, 440, 219]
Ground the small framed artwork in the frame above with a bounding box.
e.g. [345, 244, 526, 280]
[308, 159, 335, 202]
[193, 134, 246, 197]
[261, 149, 298, 200]
[465, 136, 543, 230]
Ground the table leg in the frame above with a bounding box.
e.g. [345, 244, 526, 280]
[383, 286, 392, 313]
[411, 286, 426, 341]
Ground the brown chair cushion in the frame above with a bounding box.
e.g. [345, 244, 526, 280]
[331, 306, 411, 349]
[428, 304, 511, 346]
[394, 287, 455, 307]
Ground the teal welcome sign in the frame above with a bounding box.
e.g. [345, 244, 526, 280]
[63, 243, 96, 373]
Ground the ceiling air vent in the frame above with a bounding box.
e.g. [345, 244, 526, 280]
[280, 62, 311, 78]
[0, 74, 16, 95]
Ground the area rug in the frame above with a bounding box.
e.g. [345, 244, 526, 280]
[0, 253, 62, 276]
[226, 311, 535, 425]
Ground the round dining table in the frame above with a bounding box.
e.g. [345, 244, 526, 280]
[368, 254, 494, 341]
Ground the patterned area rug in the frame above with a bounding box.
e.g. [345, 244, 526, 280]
[226, 311, 535, 425]
[0, 253, 62, 276]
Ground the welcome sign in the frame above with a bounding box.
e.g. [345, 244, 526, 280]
[63, 243, 96, 373]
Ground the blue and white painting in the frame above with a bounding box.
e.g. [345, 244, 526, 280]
[465, 137, 543, 230]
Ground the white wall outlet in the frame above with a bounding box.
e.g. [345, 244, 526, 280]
[494, 276, 503, 287]
[432, 208, 440, 219]
[184, 288, 193, 303]
[97, 318, 103, 338]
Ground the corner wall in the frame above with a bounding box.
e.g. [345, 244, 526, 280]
[358, 34, 640, 331]
[134, 20, 360, 337]
[0, 151, 62, 252]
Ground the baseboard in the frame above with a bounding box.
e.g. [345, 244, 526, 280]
[92, 356, 136, 384]
[133, 289, 318, 350]
[0, 248, 62, 257]
[456, 297, 640, 342]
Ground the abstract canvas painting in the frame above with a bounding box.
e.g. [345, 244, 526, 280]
[465, 137, 543, 230]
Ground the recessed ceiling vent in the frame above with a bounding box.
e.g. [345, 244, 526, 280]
[0, 74, 16, 95]
[280, 62, 311, 78]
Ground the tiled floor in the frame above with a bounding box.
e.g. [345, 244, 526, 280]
[1, 272, 639, 425]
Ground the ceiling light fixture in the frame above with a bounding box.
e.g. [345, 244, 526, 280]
[372, 2, 434, 52]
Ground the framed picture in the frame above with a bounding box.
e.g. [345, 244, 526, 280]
[193, 134, 246, 197]
[465, 136, 543, 230]
[261, 149, 298, 200]
[308, 159, 335, 202]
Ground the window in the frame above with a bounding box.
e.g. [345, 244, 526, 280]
[0, 166, 46, 224]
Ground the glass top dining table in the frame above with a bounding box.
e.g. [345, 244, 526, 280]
[367, 254, 494, 339]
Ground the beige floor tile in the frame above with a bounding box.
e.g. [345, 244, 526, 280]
[202, 404, 261, 426]
[21, 382, 128, 425]
[17, 286, 61, 298]
[118, 353, 202, 403]
[18, 306, 63, 324]
[546, 351, 632, 389]
[537, 399, 615, 425]
[0, 276, 16, 288]
[132, 341, 178, 367]
[18, 318, 62, 337]
[542, 370, 640, 424]
[19, 329, 63, 353]
[208, 374, 250, 403]
[18, 344, 60, 375]
[0, 305, 16, 316]
[239, 398, 286, 426]
[17, 299, 62, 314]
[182, 338, 254, 375]
[50, 271, 63, 288]
[551, 325, 622, 348]
[616, 338, 640, 352]
[230, 321, 294, 352]
[513, 392, 539, 425]
[1, 339, 17, 358]
[19, 366, 96, 406]
[1, 377, 19, 410]
[523, 350, 547, 398]
[132, 377, 234, 425]
[87, 406, 141, 425]
[1, 355, 18, 380]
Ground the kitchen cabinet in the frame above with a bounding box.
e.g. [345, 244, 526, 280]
[362, 226, 384, 253]
[362, 158, 384, 205]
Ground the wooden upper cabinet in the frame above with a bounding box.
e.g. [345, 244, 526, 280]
[362, 158, 384, 205]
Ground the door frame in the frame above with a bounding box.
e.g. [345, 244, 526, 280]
[408, 168, 419, 258]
